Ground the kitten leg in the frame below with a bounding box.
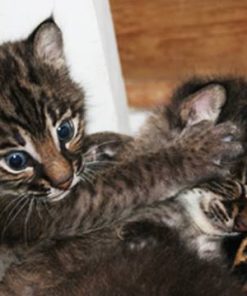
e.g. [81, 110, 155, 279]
[56, 121, 244, 234]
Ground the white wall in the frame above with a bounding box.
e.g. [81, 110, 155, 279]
[0, 0, 130, 133]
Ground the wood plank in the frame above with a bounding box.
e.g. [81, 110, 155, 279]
[126, 80, 177, 108]
[110, 0, 247, 107]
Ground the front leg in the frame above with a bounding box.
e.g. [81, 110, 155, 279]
[53, 121, 244, 235]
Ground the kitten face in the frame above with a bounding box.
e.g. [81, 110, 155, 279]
[0, 19, 132, 243]
[0, 20, 86, 202]
[179, 180, 246, 237]
[170, 77, 247, 179]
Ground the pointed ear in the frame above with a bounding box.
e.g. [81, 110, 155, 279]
[180, 84, 226, 126]
[29, 18, 65, 69]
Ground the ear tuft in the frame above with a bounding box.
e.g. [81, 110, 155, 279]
[180, 84, 226, 126]
[29, 18, 65, 69]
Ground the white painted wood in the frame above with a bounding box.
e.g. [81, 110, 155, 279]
[91, 0, 130, 134]
[0, 0, 130, 133]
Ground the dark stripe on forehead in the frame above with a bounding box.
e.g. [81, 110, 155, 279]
[46, 94, 84, 125]
[0, 142, 17, 150]
[7, 83, 46, 134]
[19, 84, 45, 125]
[0, 126, 25, 150]
[0, 49, 22, 81]
[0, 39, 85, 141]
[0, 142, 23, 152]
[14, 130, 26, 146]
[12, 43, 39, 84]
[46, 105, 57, 126]
[11, 89, 35, 127]
[0, 125, 11, 137]
[0, 112, 28, 131]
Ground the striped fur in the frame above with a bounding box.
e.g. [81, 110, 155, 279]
[0, 19, 245, 295]
[0, 20, 242, 244]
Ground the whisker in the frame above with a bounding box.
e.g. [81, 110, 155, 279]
[0, 195, 23, 222]
[86, 160, 120, 166]
[84, 175, 95, 184]
[35, 200, 43, 221]
[84, 169, 101, 184]
[1, 197, 28, 241]
[79, 176, 86, 184]
[84, 170, 96, 181]
[1, 196, 26, 226]
[24, 198, 34, 244]
[79, 175, 94, 187]
[81, 174, 94, 187]
[85, 167, 109, 183]
[41, 201, 53, 218]
[77, 158, 86, 175]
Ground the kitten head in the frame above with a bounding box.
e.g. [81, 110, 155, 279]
[0, 19, 87, 203]
[170, 77, 247, 179]
[167, 83, 227, 131]
[172, 77, 247, 130]
[136, 82, 228, 155]
[180, 180, 246, 236]
[0, 19, 132, 243]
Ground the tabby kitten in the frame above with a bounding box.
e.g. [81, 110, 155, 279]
[116, 77, 247, 263]
[0, 225, 245, 296]
[0, 19, 244, 296]
[0, 181, 245, 295]
[120, 179, 247, 261]
[0, 19, 240, 245]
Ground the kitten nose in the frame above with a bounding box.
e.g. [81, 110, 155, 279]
[35, 136, 74, 190]
[42, 159, 74, 190]
[52, 173, 73, 190]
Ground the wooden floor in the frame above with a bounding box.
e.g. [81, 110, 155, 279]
[110, 0, 247, 107]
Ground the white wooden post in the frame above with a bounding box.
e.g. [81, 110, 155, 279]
[0, 0, 130, 134]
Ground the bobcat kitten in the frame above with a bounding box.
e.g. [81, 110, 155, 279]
[0, 19, 240, 244]
[0, 19, 244, 295]
[121, 179, 246, 261]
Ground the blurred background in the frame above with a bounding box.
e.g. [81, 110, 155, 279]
[110, 0, 247, 110]
[1, 0, 247, 133]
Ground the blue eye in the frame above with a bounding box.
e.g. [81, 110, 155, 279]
[57, 120, 74, 142]
[5, 151, 29, 171]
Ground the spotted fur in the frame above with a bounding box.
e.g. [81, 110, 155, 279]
[0, 19, 244, 295]
[0, 20, 241, 244]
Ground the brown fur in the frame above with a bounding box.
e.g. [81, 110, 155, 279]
[0, 19, 245, 295]
[0, 25, 241, 243]
[36, 136, 73, 189]
[0, 225, 244, 296]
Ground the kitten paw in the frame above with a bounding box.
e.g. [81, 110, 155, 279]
[178, 121, 244, 182]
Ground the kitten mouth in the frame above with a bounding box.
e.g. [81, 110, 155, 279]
[49, 190, 71, 202]
[48, 175, 80, 202]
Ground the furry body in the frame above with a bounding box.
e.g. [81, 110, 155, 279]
[0, 19, 244, 295]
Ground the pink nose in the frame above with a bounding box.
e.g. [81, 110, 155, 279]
[51, 174, 73, 190]
[234, 215, 247, 233]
